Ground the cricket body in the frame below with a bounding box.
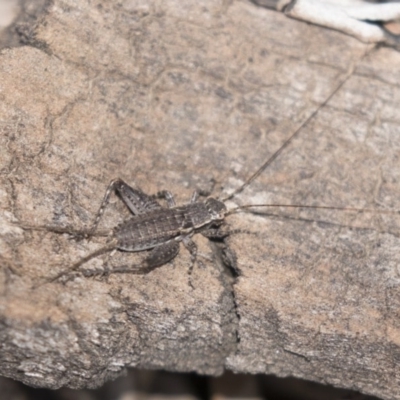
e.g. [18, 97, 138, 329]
[106, 178, 228, 272]
[51, 178, 232, 283]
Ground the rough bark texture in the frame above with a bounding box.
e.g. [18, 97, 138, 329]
[0, 1, 399, 399]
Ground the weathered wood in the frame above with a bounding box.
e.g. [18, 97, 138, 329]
[0, 1, 399, 399]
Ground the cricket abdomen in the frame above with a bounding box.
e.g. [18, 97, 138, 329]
[114, 202, 213, 251]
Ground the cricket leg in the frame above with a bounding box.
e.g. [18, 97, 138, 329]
[99, 241, 181, 276]
[17, 224, 110, 239]
[190, 190, 199, 203]
[144, 240, 180, 269]
[32, 239, 119, 288]
[152, 190, 176, 208]
[115, 179, 162, 213]
[190, 184, 214, 204]
[87, 179, 123, 237]
[88, 178, 163, 237]
[182, 236, 201, 288]
[201, 225, 254, 240]
[201, 226, 230, 240]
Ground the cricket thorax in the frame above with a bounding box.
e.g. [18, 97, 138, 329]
[189, 198, 227, 229]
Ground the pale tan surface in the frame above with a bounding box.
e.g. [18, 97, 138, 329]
[0, 0, 19, 28]
[0, 1, 399, 399]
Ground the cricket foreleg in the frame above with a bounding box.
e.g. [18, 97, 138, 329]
[202, 225, 254, 240]
[201, 224, 231, 240]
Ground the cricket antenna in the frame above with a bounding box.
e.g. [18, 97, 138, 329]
[227, 203, 400, 217]
[221, 53, 366, 203]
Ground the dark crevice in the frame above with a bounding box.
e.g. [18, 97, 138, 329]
[210, 239, 242, 354]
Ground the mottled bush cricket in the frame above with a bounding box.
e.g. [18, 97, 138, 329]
[40, 50, 397, 285]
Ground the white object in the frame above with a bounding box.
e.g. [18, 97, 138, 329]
[278, 0, 400, 43]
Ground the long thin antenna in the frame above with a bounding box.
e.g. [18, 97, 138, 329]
[227, 203, 400, 216]
[222, 48, 371, 203]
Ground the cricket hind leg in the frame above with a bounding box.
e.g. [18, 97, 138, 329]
[88, 178, 163, 237]
[115, 179, 162, 213]
[20, 179, 160, 242]
[101, 235, 202, 289]
[145, 241, 180, 269]
[92, 241, 181, 276]
[32, 239, 119, 288]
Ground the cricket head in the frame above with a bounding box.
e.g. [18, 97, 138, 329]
[205, 197, 227, 221]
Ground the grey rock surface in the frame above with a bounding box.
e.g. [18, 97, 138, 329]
[0, 1, 399, 399]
